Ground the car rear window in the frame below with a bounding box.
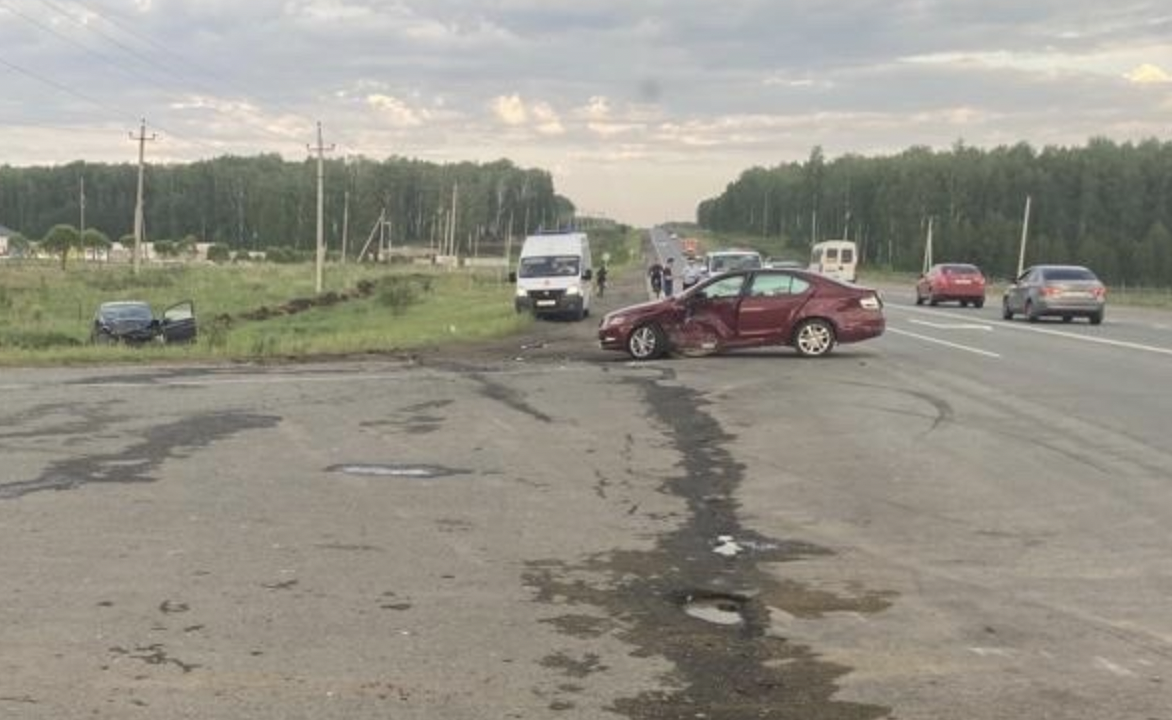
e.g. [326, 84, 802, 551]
[1042, 267, 1097, 281]
[943, 264, 979, 275]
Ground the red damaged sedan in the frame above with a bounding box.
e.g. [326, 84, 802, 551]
[598, 268, 885, 360]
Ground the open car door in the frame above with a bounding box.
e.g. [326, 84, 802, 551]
[160, 300, 198, 344]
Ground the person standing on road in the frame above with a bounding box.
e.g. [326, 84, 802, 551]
[596, 263, 608, 297]
[663, 257, 676, 297]
[648, 261, 664, 298]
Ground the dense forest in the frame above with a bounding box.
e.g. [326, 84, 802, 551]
[697, 138, 1172, 286]
[0, 155, 574, 255]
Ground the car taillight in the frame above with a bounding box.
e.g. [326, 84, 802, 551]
[859, 294, 881, 310]
[1042, 286, 1062, 297]
[1093, 286, 1106, 299]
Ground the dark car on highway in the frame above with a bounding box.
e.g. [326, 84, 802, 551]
[90, 300, 198, 345]
[915, 263, 987, 307]
[598, 268, 885, 359]
[1002, 265, 1106, 324]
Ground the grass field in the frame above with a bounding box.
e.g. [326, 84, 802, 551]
[0, 228, 643, 366]
[0, 261, 530, 366]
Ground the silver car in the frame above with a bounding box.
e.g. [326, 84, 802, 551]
[1002, 265, 1106, 324]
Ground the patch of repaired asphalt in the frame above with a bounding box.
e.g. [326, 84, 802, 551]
[525, 372, 895, 720]
[0, 411, 280, 500]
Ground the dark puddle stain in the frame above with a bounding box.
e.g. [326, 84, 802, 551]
[158, 600, 189, 614]
[380, 603, 412, 611]
[540, 614, 614, 638]
[360, 398, 453, 435]
[0, 412, 280, 500]
[0, 696, 38, 704]
[524, 373, 894, 720]
[109, 644, 200, 673]
[470, 373, 552, 423]
[541, 652, 608, 678]
[327, 463, 471, 479]
[261, 579, 299, 591]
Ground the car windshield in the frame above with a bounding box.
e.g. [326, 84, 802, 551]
[518, 255, 580, 278]
[102, 303, 152, 321]
[1043, 267, 1097, 282]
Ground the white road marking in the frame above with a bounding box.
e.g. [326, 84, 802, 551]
[1093, 657, 1135, 677]
[968, 647, 1013, 658]
[887, 327, 1002, 359]
[890, 305, 1172, 357]
[908, 319, 993, 331]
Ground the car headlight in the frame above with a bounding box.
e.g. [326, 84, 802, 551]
[565, 286, 580, 296]
[515, 287, 528, 298]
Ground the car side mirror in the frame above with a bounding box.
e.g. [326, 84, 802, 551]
[583, 269, 593, 281]
[508, 271, 517, 282]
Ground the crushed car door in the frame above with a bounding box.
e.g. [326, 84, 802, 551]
[672, 274, 746, 353]
[160, 300, 198, 344]
[736, 272, 812, 344]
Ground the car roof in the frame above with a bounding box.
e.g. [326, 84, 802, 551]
[99, 300, 151, 308]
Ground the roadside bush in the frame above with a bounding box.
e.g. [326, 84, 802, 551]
[206, 244, 231, 263]
[375, 275, 433, 315]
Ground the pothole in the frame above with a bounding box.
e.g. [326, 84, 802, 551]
[327, 463, 470, 479]
[679, 591, 749, 626]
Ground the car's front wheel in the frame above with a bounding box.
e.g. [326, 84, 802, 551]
[627, 323, 666, 360]
[1002, 299, 1013, 320]
[793, 318, 836, 358]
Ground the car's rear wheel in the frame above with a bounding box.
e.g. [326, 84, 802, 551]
[793, 319, 836, 358]
[627, 323, 666, 360]
[1089, 311, 1103, 325]
[914, 290, 924, 306]
[928, 293, 939, 307]
[975, 298, 985, 309]
[1002, 299, 1013, 319]
[1062, 315, 1073, 323]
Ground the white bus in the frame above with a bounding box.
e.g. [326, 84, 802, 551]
[809, 240, 858, 283]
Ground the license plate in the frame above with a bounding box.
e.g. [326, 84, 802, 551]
[954, 279, 971, 284]
[536, 300, 556, 307]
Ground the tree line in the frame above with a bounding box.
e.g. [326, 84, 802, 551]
[697, 138, 1172, 286]
[0, 154, 574, 258]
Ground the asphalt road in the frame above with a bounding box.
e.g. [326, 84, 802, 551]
[1, 245, 1170, 719]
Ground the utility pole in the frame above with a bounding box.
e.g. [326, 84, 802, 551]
[79, 174, 86, 260]
[341, 190, 350, 264]
[129, 119, 156, 275]
[447, 181, 459, 260]
[308, 121, 334, 294]
[922, 216, 934, 274]
[1016, 195, 1032, 278]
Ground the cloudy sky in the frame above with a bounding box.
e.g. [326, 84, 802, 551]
[2, 0, 1170, 225]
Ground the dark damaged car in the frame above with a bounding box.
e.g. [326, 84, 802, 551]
[598, 268, 884, 359]
[90, 300, 198, 345]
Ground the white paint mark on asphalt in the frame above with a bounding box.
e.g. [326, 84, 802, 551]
[908, 319, 992, 331]
[890, 305, 1172, 357]
[713, 535, 744, 557]
[1093, 657, 1135, 677]
[887, 327, 1002, 359]
[969, 647, 1013, 658]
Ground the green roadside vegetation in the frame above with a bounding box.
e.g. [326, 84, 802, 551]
[0, 261, 527, 366]
[0, 226, 642, 366]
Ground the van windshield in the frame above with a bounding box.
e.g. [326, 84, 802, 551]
[519, 255, 581, 278]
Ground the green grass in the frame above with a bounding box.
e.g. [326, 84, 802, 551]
[0, 261, 530, 365]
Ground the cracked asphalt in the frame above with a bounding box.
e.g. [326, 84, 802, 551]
[1, 262, 1171, 719]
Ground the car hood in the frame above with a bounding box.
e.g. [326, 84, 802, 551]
[602, 298, 676, 323]
[101, 318, 155, 338]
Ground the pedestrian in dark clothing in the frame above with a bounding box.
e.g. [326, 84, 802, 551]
[596, 264, 609, 297]
[648, 262, 664, 298]
[663, 257, 676, 297]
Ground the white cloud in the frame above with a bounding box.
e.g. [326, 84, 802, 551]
[1124, 63, 1172, 84]
[530, 102, 564, 135]
[366, 94, 429, 127]
[492, 94, 528, 125]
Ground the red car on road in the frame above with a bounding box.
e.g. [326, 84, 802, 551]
[915, 263, 987, 308]
[598, 268, 885, 360]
